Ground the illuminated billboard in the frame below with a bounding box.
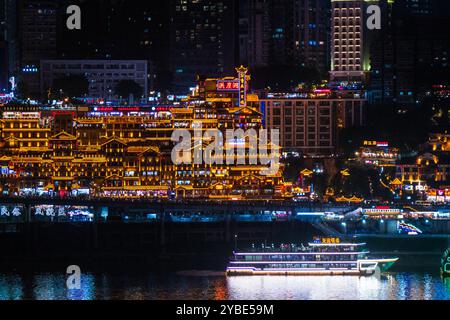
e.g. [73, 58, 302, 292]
[216, 80, 239, 91]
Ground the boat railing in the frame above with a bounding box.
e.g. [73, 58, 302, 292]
[237, 246, 366, 254]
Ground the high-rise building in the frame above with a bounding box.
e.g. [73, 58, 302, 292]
[8, 0, 171, 95]
[0, 40, 7, 92]
[398, 0, 434, 16]
[0, 1, 5, 42]
[17, 0, 59, 97]
[330, 0, 367, 82]
[58, 0, 170, 92]
[369, 0, 450, 105]
[245, 0, 271, 67]
[238, 0, 250, 66]
[0, 1, 5, 38]
[0, 0, 18, 93]
[368, 0, 395, 103]
[269, 0, 296, 66]
[262, 91, 365, 155]
[243, 0, 330, 75]
[40, 60, 148, 101]
[169, 0, 239, 94]
[0, 0, 8, 91]
[295, 0, 331, 75]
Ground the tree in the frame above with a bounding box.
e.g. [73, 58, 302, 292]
[114, 80, 143, 100]
[51, 75, 89, 99]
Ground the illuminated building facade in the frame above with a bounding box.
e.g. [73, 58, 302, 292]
[0, 67, 288, 200]
[429, 133, 450, 152]
[357, 140, 399, 166]
[261, 90, 365, 155]
[40, 60, 148, 100]
[392, 153, 450, 203]
[384, 133, 450, 203]
[330, 0, 366, 82]
[169, 0, 239, 94]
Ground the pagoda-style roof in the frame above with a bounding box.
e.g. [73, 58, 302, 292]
[230, 106, 262, 116]
[100, 137, 127, 147]
[235, 173, 264, 182]
[105, 174, 123, 180]
[50, 131, 77, 141]
[335, 195, 364, 203]
[210, 182, 232, 190]
[4, 135, 20, 142]
[44, 182, 55, 190]
[0, 156, 12, 161]
[390, 178, 403, 186]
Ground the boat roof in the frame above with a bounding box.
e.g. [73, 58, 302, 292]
[308, 243, 366, 247]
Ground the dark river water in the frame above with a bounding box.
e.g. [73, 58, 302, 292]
[0, 270, 449, 300]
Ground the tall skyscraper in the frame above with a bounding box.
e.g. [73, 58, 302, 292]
[243, 0, 330, 75]
[0, 0, 17, 92]
[170, 0, 239, 94]
[17, 0, 58, 97]
[368, 0, 395, 103]
[368, 0, 450, 105]
[269, 0, 295, 66]
[0, 1, 5, 40]
[245, 0, 271, 67]
[0, 0, 8, 91]
[58, 0, 170, 92]
[400, 0, 433, 16]
[295, 0, 331, 75]
[330, 0, 367, 82]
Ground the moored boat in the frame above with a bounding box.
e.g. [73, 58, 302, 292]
[227, 237, 398, 276]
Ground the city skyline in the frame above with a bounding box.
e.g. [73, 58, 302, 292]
[0, 0, 450, 306]
[0, 0, 448, 99]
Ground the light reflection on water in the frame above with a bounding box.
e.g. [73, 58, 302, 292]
[226, 274, 450, 300]
[0, 272, 449, 300]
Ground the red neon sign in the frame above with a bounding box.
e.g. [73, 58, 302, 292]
[314, 89, 332, 94]
[94, 107, 141, 112]
[217, 80, 239, 91]
[156, 106, 172, 112]
[95, 107, 114, 112]
[118, 107, 140, 112]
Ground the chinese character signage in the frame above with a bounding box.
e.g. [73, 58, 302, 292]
[236, 66, 249, 108]
[313, 237, 341, 244]
[321, 237, 341, 244]
[217, 80, 239, 91]
[363, 140, 389, 147]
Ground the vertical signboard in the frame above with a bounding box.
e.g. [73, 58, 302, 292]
[236, 66, 249, 108]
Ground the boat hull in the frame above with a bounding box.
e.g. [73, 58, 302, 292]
[227, 268, 367, 276]
[227, 258, 398, 277]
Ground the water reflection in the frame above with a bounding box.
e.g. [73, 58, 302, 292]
[226, 273, 450, 300]
[0, 272, 448, 300]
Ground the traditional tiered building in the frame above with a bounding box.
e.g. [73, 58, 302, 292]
[0, 67, 290, 200]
